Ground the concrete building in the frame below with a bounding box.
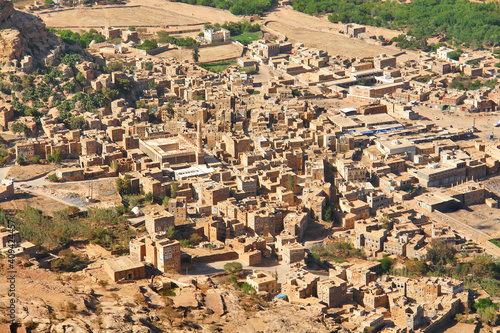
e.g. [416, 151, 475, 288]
[203, 28, 230, 44]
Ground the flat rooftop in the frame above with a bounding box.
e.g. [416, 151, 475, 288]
[105, 256, 144, 273]
[140, 136, 196, 157]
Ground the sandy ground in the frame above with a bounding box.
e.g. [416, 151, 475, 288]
[157, 43, 243, 62]
[12, 0, 32, 9]
[264, 7, 402, 41]
[263, 6, 410, 58]
[37, 0, 240, 28]
[0, 260, 145, 318]
[0, 192, 69, 215]
[35, 1, 417, 59]
[6, 164, 59, 181]
[37, 5, 203, 28]
[413, 105, 500, 141]
[39, 177, 122, 209]
[447, 203, 500, 238]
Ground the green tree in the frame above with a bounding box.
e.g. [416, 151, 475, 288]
[223, 261, 243, 274]
[405, 259, 428, 276]
[16, 155, 25, 165]
[189, 233, 203, 245]
[162, 196, 170, 207]
[287, 174, 295, 192]
[380, 214, 393, 231]
[478, 306, 498, 326]
[69, 116, 87, 130]
[144, 192, 153, 202]
[179, 239, 193, 248]
[136, 39, 158, 51]
[110, 160, 118, 171]
[105, 61, 124, 73]
[128, 26, 136, 31]
[448, 50, 462, 61]
[474, 298, 498, 310]
[426, 239, 456, 265]
[33, 155, 41, 164]
[192, 42, 200, 63]
[324, 203, 335, 222]
[170, 182, 179, 198]
[48, 174, 59, 182]
[11, 122, 31, 136]
[76, 72, 87, 86]
[166, 225, 176, 239]
[116, 175, 131, 196]
[51, 149, 62, 163]
[103, 87, 119, 101]
[378, 255, 394, 274]
[115, 78, 133, 94]
[241, 282, 256, 295]
[165, 101, 174, 119]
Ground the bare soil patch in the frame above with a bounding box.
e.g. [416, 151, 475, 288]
[447, 203, 500, 238]
[41, 178, 121, 209]
[7, 164, 59, 181]
[157, 43, 242, 62]
[0, 192, 68, 216]
[38, 5, 203, 28]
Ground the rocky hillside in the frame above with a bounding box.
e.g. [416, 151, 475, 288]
[0, 1, 59, 70]
[0, 261, 342, 333]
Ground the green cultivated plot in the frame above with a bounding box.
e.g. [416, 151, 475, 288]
[198, 61, 237, 72]
[232, 31, 262, 45]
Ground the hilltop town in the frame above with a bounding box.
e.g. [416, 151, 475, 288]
[2, 0, 500, 332]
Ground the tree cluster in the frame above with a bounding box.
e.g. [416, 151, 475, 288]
[292, 0, 500, 48]
[48, 28, 106, 49]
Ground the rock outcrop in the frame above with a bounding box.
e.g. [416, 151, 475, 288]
[0, 0, 14, 22]
[0, 1, 59, 71]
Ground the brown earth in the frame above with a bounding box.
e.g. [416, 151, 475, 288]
[6, 163, 59, 181]
[35, 0, 419, 59]
[40, 177, 122, 209]
[37, 5, 203, 28]
[0, 192, 68, 215]
[157, 43, 243, 62]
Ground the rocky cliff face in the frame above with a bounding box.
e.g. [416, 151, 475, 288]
[0, 0, 14, 22]
[0, 1, 59, 69]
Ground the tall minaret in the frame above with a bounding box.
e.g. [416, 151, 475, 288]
[196, 120, 204, 164]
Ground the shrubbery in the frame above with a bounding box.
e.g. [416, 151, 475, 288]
[292, 0, 500, 48]
[0, 206, 136, 251]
